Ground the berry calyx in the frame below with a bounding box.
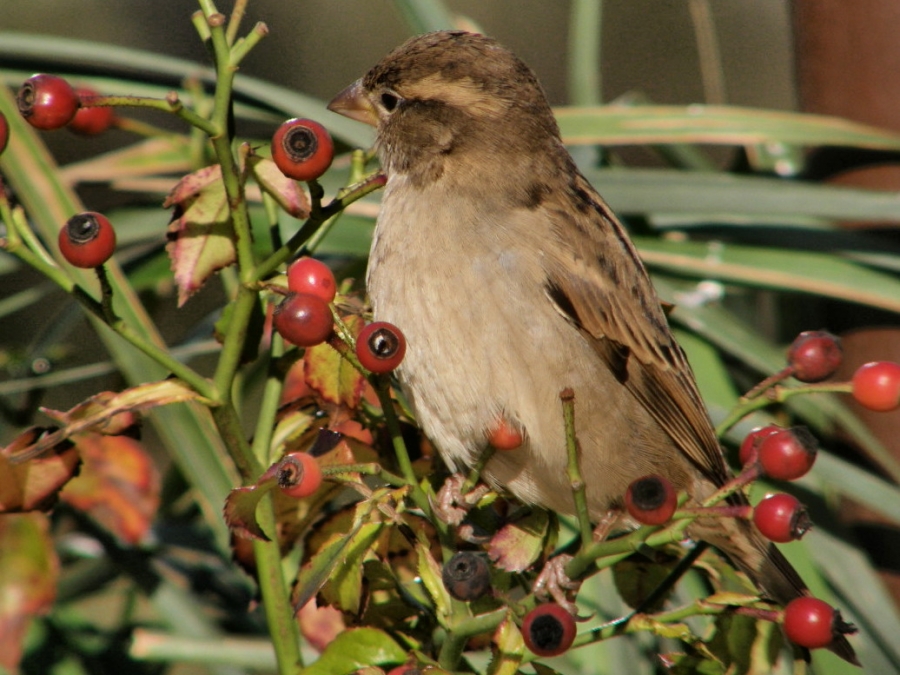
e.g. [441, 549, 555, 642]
[521, 603, 577, 657]
[783, 597, 856, 650]
[787, 330, 843, 383]
[738, 425, 782, 467]
[753, 493, 811, 543]
[17, 74, 79, 130]
[487, 417, 524, 450]
[756, 426, 817, 481]
[0, 112, 9, 155]
[271, 118, 334, 182]
[68, 88, 115, 136]
[852, 361, 900, 412]
[286, 257, 336, 303]
[276, 452, 323, 499]
[356, 321, 406, 373]
[624, 475, 678, 526]
[442, 551, 491, 601]
[58, 212, 116, 268]
[273, 293, 333, 347]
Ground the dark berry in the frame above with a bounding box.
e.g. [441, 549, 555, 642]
[784, 597, 856, 650]
[271, 118, 334, 181]
[273, 293, 333, 347]
[58, 212, 116, 268]
[753, 493, 811, 543]
[624, 474, 678, 526]
[68, 88, 115, 136]
[17, 74, 79, 130]
[442, 551, 491, 601]
[286, 256, 336, 303]
[757, 427, 817, 481]
[738, 425, 781, 467]
[487, 417, 523, 450]
[276, 452, 323, 499]
[852, 361, 900, 412]
[356, 321, 406, 373]
[522, 603, 577, 657]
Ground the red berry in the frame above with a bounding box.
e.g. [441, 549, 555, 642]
[271, 118, 334, 182]
[852, 361, 900, 412]
[0, 112, 9, 155]
[286, 257, 336, 303]
[757, 426, 817, 481]
[522, 603, 576, 657]
[273, 293, 333, 347]
[68, 88, 115, 136]
[356, 321, 406, 373]
[738, 425, 781, 467]
[783, 597, 855, 650]
[624, 475, 678, 526]
[787, 330, 843, 383]
[276, 452, 323, 499]
[753, 493, 811, 543]
[442, 551, 491, 601]
[487, 417, 524, 450]
[17, 74, 79, 130]
[58, 211, 116, 268]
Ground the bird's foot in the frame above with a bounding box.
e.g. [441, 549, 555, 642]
[533, 554, 581, 614]
[432, 473, 491, 527]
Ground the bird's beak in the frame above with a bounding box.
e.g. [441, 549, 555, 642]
[327, 79, 378, 127]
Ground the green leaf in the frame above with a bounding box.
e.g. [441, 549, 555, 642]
[486, 613, 524, 675]
[302, 627, 406, 675]
[320, 521, 384, 614]
[487, 509, 550, 572]
[416, 541, 451, 620]
[557, 105, 900, 150]
[580, 167, 900, 224]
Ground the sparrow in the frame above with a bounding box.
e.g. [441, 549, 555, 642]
[328, 30, 857, 664]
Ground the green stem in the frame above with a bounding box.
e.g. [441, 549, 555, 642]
[229, 22, 269, 66]
[567, 0, 603, 106]
[250, 336, 286, 466]
[252, 172, 386, 283]
[210, 402, 263, 481]
[561, 388, 593, 549]
[253, 498, 303, 673]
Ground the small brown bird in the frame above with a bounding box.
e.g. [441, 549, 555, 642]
[329, 30, 857, 664]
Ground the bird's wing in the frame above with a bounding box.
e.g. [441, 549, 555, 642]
[541, 170, 729, 485]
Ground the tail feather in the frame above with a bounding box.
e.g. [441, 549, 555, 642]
[707, 519, 860, 666]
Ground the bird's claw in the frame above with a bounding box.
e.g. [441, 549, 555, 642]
[533, 554, 581, 614]
[432, 474, 490, 526]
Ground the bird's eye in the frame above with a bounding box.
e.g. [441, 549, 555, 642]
[380, 91, 401, 112]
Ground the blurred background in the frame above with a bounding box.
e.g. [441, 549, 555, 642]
[0, 1, 796, 109]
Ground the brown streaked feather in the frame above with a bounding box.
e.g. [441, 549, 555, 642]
[541, 172, 729, 486]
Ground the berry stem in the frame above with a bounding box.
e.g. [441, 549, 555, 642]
[252, 171, 386, 283]
[249, 334, 287, 467]
[561, 388, 593, 549]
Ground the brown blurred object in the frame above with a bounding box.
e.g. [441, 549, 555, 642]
[792, 0, 900, 600]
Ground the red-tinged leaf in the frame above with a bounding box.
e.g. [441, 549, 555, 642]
[16, 380, 206, 464]
[248, 154, 311, 219]
[46, 391, 139, 436]
[0, 513, 58, 672]
[296, 597, 347, 652]
[60, 434, 160, 545]
[487, 509, 550, 572]
[301, 627, 406, 675]
[223, 477, 278, 541]
[304, 316, 367, 410]
[164, 164, 235, 306]
[0, 427, 80, 512]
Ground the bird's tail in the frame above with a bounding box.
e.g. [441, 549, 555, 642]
[698, 517, 860, 666]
